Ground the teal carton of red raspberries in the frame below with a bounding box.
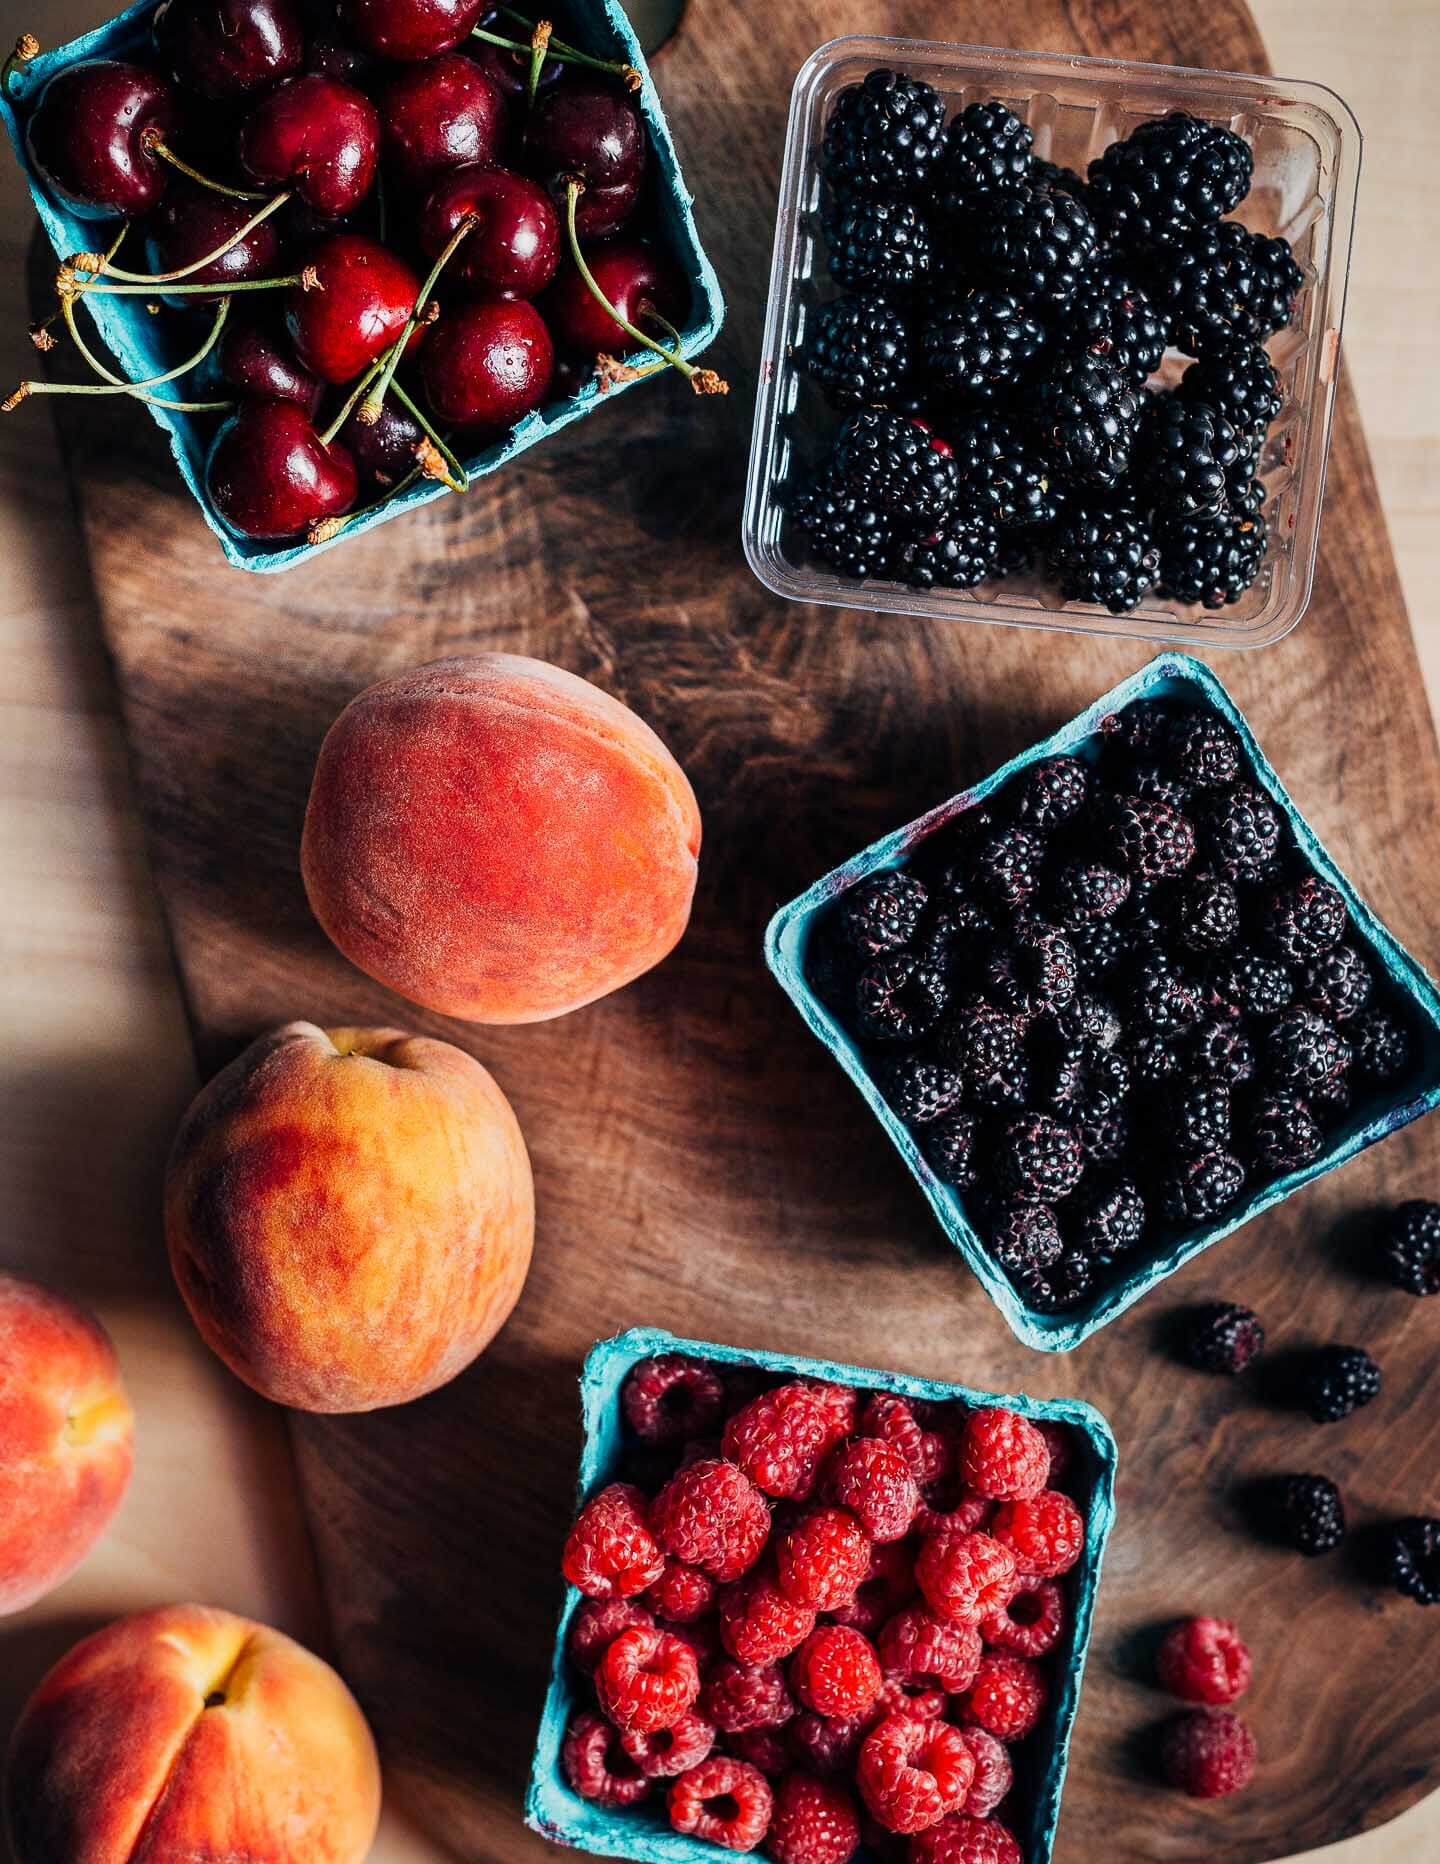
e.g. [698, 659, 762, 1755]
[526, 1326, 1119, 1864]
[766, 652, 1440, 1353]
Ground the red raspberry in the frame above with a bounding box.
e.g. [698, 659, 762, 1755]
[768, 1771, 863, 1864]
[909, 1813, 1023, 1864]
[830, 1540, 917, 1635]
[719, 1569, 817, 1665]
[957, 1409, 1050, 1502]
[1160, 1708, 1258, 1798]
[724, 1383, 835, 1499]
[701, 1659, 798, 1733]
[954, 1728, 1011, 1820]
[862, 1394, 948, 1485]
[595, 1625, 701, 1735]
[869, 1676, 947, 1725]
[877, 1607, 982, 1694]
[669, 1756, 774, 1849]
[915, 1530, 1017, 1626]
[990, 1491, 1085, 1578]
[857, 1713, 975, 1835]
[1034, 1419, 1072, 1486]
[790, 1625, 884, 1720]
[978, 1576, 1065, 1658]
[562, 1709, 651, 1807]
[567, 1597, 654, 1674]
[777, 1508, 873, 1611]
[803, 1378, 861, 1447]
[621, 1710, 717, 1779]
[789, 1712, 867, 1778]
[961, 1653, 1047, 1742]
[913, 1476, 995, 1542]
[623, 1353, 726, 1445]
[645, 1557, 717, 1626]
[825, 1438, 920, 1542]
[563, 1483, 666, 1600]
[651, 1458, 770, 1582]
[1156, 1616, 1252, 1706]
[725, 1726, 793, 1776]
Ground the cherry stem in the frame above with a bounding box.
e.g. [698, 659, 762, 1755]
[389, 379, 469, 493]
[527, 19, 552, 107]
[356, 214, 478, 427]
[563, 181, 727, 396]
[472, 20, 640, 89]
[308, 461, 427, 545]
[64, 190, 290, 289]
[142, 132, 269, 202]
[2, 32, 38, 95]
[59, 293, 232, 399]
[319, 355, 388, 448]
[68, 269, 311, 299]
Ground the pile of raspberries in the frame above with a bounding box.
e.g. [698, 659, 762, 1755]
[557, 1354, 1091, 1862]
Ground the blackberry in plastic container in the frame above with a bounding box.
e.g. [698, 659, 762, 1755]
[948, 416, 1059, 530]
[1180, 337, 1283, 439]
[1086, 112, 1254, 251]
[1156, 507, 1268, 609]
[894, 508, 1001, 589]
[1198, 784, 1283, 880]
[833, 410, 960, 521]
[1031, 158, 1090, 205]
[1033, 354, 1145, 485]
[791, 469, 894, 579]
[1153, 221, 1305, 353]
[1245, 1088, 1324, 1174]
[1057, 261, 1171, 385]
[1136, 395, 1243, 519]
[936, 101, 1034, 207]
[1264, 1007, 1350, 1094]
[802, 291, 915, 409]
[823, 68, 947, 197]
[1160, 1148, 1246, 1222]
[970, 181, 1100, 306]
[827, 194, 934, 292]
[922, 288, 1047, 403]
[1046, 503, 1159, 613]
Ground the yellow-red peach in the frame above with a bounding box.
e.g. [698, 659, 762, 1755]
[164, 1020, 534, 1413]
[300, 653, 702, 1024]
[4, 1602, 381, 1863]
[0, 1275, 133, 1617]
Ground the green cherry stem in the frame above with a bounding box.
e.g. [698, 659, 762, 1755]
[2, 32, 38, 95]
[59, 292, 231, 398]
[318, 357, 388, 449]
[140, 131, 269, 202]
[67, 268, 312, 299]
[388, 379, 469, 493]
[356, 213, 478, 427]
[472, 18, 640, 89]
[527, 18, 552, 106]
[308, 462, 428, 544]
[64, 189, 291, 289]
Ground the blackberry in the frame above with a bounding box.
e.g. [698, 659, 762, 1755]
[1153, 221, 1304, 354]
[948, 420, 1059, 528]
[936, 102, 1034, 207]
[970, 182, 1100, 306]
[1057, 261, 1169, 385]
[791, 469, 894, 579]
[1180, 337, 1283, 439]
[1381, 1200, 1440, 1297]
[918, 898, 995, 970]
[1130, 952, 1204, 1037]
[1053, 992, 1124, 1050]
[1297, 946, 1372, 1023]
[986, 923, 1079, 1017]
[1128, 1032, 1183, 1086]
[837, 870, 927, 955]
[1264, 1474, 1346, 1556]
[1160, 1149, 1245, 1223]
[894, 508, 1001, 589]
[1039, 1039, 1130, 1118]
[1265, 1008, 1350, 1094]
[855, 952, 950, 1042]
[1349, 1006, 1413, 1083]
[833, 410, 960, 520]
[1264, 876, 1347, 963]
[1130, 765, 1194, 814]
[823, 69, 947, 197]
[1188, 1020, 1255, 1086]
[1174, 872, 1240, 952]
[878, 1055, 964, 1126]
[987, 1199, 1064, 1279]
[1199, 785, 1283, 881]
[1033, 354, 1144, 484]
[1159, 713, 1238, 790]
[922, 1110, 981, 1188]
[1119, 882, 1175, 947]
[1309, 1071, 1354, 1125]
[1031, 158, 1089, 205]
[1108, 795, 1196, 881]
[801, 291, 915, 409]
[1086, 112, 1254, 251]
[1179, 1300, 1265, 1373]
[1047, 503, 1159, 613]
[1075, 1176, 1146, 1261]
[827, 194, 934, 292]
[1102, 697, 1178, 763]
[935, 1002, 1025, 1094]
[1245, 1088, 1323, 1175]
[996, 1113, 1086, 1202]
[1071, 920, 1126, 981]
[1052, 860, 1130, 926]
[1078, 1105, 1131, 1166]
[1156, 507, 1268, 609]
[1373, 1518, 1440, 1605]
[1298, 1345, 1380, 1423]
[1024, 1247, 1096, 1313]
[921, 287, 1046, 403]
[970, 825, 1046, 910]
[1135, 395, 1242, 519]
[1014, 755, 1089, 828]
[1209, 949, 1293, 1019]
[1164, 1076, 1232, 1155]
[970, 1053, 1031, 1110]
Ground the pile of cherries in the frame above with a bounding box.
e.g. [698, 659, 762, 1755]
[7, 0, 720, 544]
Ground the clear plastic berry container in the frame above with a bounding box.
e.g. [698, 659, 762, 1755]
[742, 35, 1362, 647]
[526, 1326, 1118, 1864]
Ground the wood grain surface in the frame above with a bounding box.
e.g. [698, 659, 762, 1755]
[42, 0, 1440, 1857]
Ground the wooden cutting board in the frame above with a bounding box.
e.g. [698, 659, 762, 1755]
[44, 0, 1440, 1856]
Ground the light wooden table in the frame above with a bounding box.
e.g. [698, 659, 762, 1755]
[0, 4, 1434, 1860]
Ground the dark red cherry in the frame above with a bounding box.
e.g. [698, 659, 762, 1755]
[299, 0, 379, 86]
[153, 0, 304, 100]
[240, 74, 380, 217]
[379, 54, 506, 194]
[542, 241, 687, 356]
[523, 80, 645, 239]
[142, 182, 285, 304]
[422, 298, 553, 434]
[216, 308, 324, 411]
[468, 13, 564, 107]
[340, 400, 425, 491]
[418, 164, 559, 301]
[338, 0, 488, 61]
[286, 232, 420, 383]
[207, 401, 358, 540]
[26, 61, 182, 218]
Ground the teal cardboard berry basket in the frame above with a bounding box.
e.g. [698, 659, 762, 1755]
[525, 1326, 1119, 1864]
[0, 0, 724, 574]
[765, 653, 1440, 1353]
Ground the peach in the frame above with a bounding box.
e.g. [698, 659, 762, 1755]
[4, 1602, 381, 1863]
[0, 1275, 133, 1617]
[300, 653, 702, 1024]
[164, 1020, 534, 1413]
